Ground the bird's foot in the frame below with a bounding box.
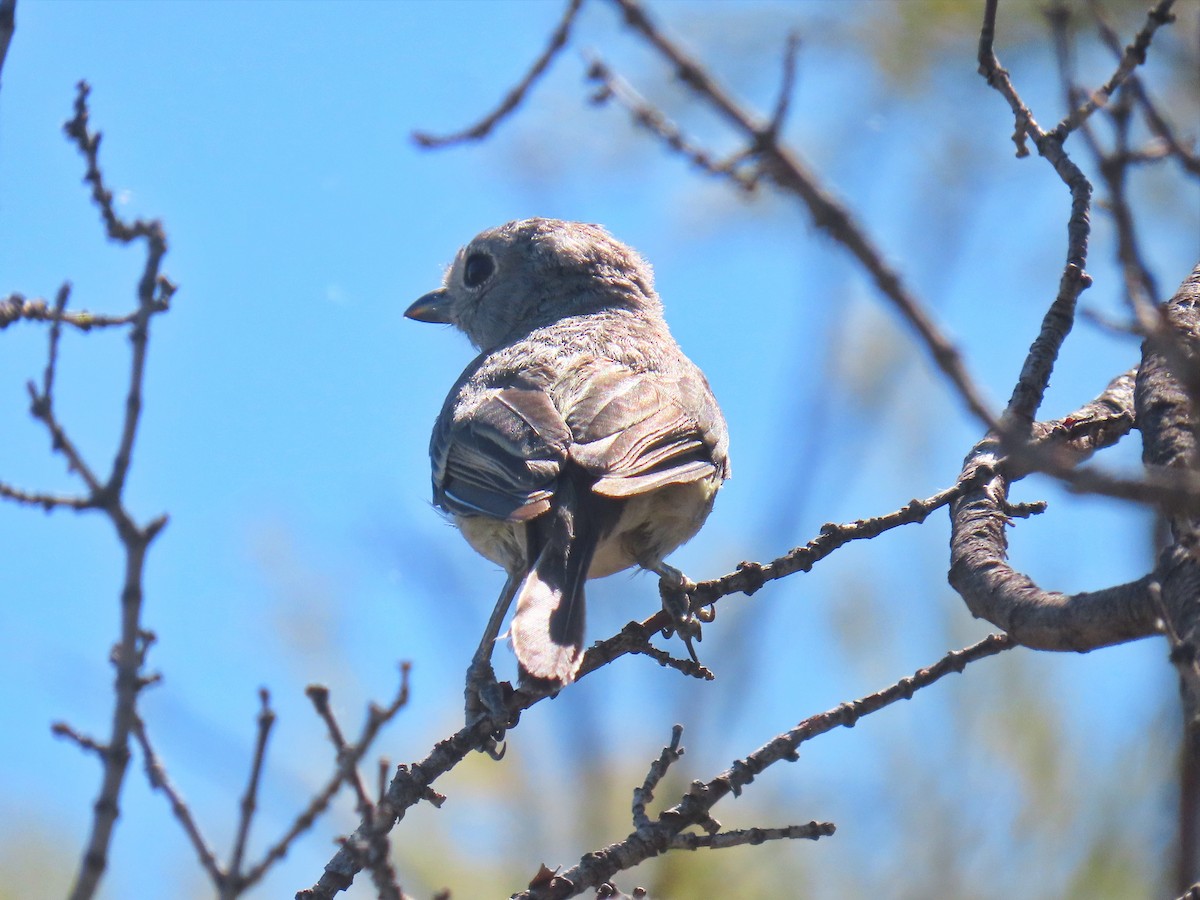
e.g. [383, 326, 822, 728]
[653, 562, 704, 664]
[465, 658, 513, 759]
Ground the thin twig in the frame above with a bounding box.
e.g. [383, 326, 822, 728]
[981, 0, 1177, 431]
[514, 635, 1013, 899]
[1055, 4, 1161, 316]
[563, 478, 977, 682]
[307, 686, 373, 810]
[256, 667, 411, 893]
[690, 480, 971, 608]
[0, 0, 14, 89]
[979, 0, 1047, 158]
[0, 481, 92, 511]
[674, 822, 832, 850]
[41, 283, 70, 401]
[307, 685, 404, 900]
[244, 770, 347, 888]
[48, 81, 173, 900]
[63, 83, 161, 244]
[585, 55, 759, 191]
[631, 724, 684, 830]
[766, 32, 800, 139]
[0, 291, 155, 331]
[1046, 1, 1200, 492]
[607, 0, 1000, 432]
[131, 716, 225, 886]
[412, 0, 585, 147]
[303, 605, 1012, 898]
[1054, 0, 1178, 139]
[1088, 0, 1200, 176]
[225, 689, 276, 897]
[51, 722, 108, 758]
[624, 639, 714, 680]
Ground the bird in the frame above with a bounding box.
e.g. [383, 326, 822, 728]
[406, 218, 729, 702]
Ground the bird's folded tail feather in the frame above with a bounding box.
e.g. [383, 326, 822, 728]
[510, 480, 608, 686]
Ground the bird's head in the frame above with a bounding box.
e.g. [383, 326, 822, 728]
[406, 218, 662, 350]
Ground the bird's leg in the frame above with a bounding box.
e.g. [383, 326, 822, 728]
[465, 573, 520, 744]
[647, 559, 703, 664]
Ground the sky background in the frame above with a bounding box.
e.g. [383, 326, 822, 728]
[1, 1, 1197, 898]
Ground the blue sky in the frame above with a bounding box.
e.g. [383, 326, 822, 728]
[1, 1, 1196, 897]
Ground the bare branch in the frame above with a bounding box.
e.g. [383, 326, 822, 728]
[225, 689, 277, 896]
[131, 716, 225, 886]
[67, 625, 158, 900]
[950, 369, 1164, 650]
[691, 481, 970, 609]
[0, 480, 92, 511]
[412, 0, 584, 148]
[1045, 460, 1200, 512]
[0, 83, 178, 900]
[63, 82, 163, 244]
[673, 822, 832, 851]
[605, 0, 1001, 432]
[265, 667, 412, 895]
[25, 369, 106, 501]
[979, 0, 1095, 426]
[307, 685, 405, 900]
[978, 2, 1096, 437]
[62, 81, 177, 508]
[555, 478, 985, 687]
[307, 686, 373, 811]
[40, 283, 69, 401]
[244, 769, 352, 889]
[1002, 368, 1200, 514]
[306, 487, 1019, 896]
[631, 724, 684, 831]
[1100, 90, 1162, 315]
[1050, 3, 1161, 323]
[978, 0, 1048, 158]
[585, 55, 759, 192]
[1, 291, 158, 331]
[1051, 5, 1200, 460]
[1139, 262, 1200, 894]
[306, 630, 1010, 898]
[1054, 0, 1177, 138]
[623, 636, 713, 680]
[1088, 0, 1200, 176]
[4, 294, 171, 334]
[0, 0, 13, 89]
[51, 722, 108, 758]
[1138, 265, 1200, 730]
[513, 635, 1012, 899]
[957, 3, 1193, 669]
[980, 0, 1183, 432]
[765, 32, 800, 139]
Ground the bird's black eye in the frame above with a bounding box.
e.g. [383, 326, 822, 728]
[463, 252, 495, 288]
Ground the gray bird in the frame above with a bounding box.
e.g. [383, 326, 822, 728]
[406, 218, 730, 694]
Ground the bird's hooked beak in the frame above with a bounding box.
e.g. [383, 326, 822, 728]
[405, 288, 453, 324]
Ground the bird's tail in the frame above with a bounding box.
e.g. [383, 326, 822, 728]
[510, 478, 615, 686]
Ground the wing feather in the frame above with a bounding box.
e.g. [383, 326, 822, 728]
[432, 352, 727, 521]
[433, 386, 569, 521]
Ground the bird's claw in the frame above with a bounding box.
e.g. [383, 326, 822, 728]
[465, 659, 514, 754]
[656, 564, 705, 661]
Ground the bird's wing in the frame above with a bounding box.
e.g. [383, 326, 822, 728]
[432, 354, 727, 520]
[561, 358, 727, 499]
[432, 382, 571, 522]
